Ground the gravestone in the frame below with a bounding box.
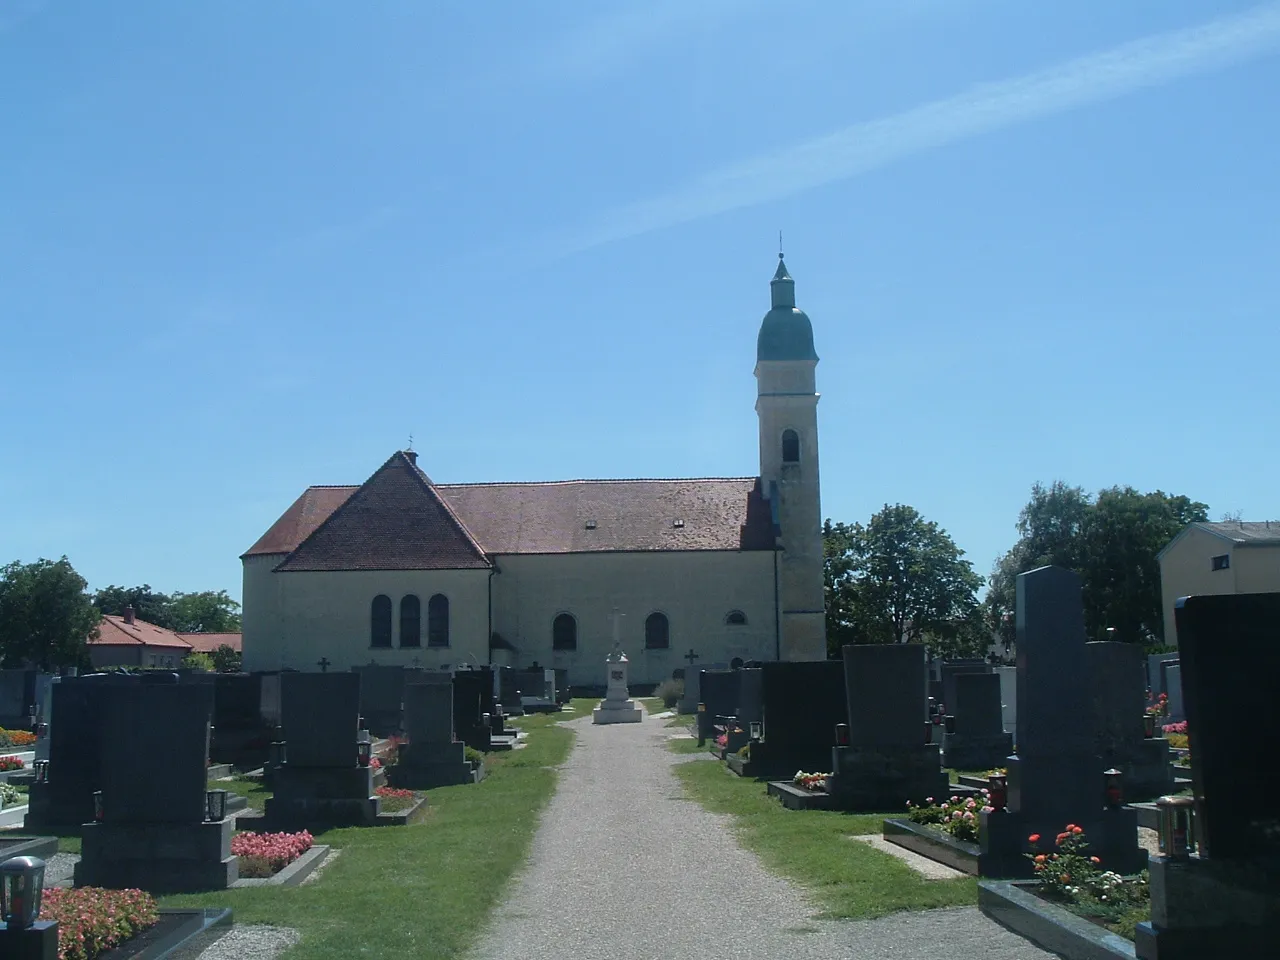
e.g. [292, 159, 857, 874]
[75, 678, 236, 891]
[678, 661, 727, 714]
[1147, 652, 1180, 694]
[940, 660, 991, 715]
[209, 673, 273, 768]
[355, 665, 409, 737]
[517, 667, 557, 712]
[25, 675, 130, 830]
[827, 644, 948, 810]
[995, 666, 1017, 747]
[697, 669, 740, 742]
[592, 651, 642, 724]
[1136, 592, 1280, 959]
[453, 667, 494, 751]
[1085, 641, 1173, 801]
[553, 668, 570, 705]
[1164, 662, 1185, 723]
[263, 672, 378, 827]
[750, 661, 847, 778]
[495, 666, 524, 716]
[979, 566, 1142, 877]
[942, 673, 1012, 771]
[390, 681, 478, 787]
[0, 669, 34, 729]
[735, 667, 764, 725]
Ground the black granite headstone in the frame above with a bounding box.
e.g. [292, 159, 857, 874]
[845, 644, 927, 747]
[355, 665, 408, 736]
[281, 672, 359, 768]
[754, 661, 846, 775]
[941, 659, 991, 714]
[405, 682, 454, 745]
[953, 673, 1005, 737]
[736, 667, 763, 724]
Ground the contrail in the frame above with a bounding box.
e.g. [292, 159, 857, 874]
[556, 3, 1280, 254]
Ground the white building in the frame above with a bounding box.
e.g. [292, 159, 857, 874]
[240, 257, 827, 684]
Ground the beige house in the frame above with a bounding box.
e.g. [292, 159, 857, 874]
[1158, 521, 1280, 647]
[240, 257, 828, 684]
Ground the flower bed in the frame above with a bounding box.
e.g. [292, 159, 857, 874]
[0, 781, 23, 806]
[0, 754, 25, 771]
[0, 727, 37, 748]
[1145, 692, 1168, 719]
[1162, 721, 1188, 751]
[376, 785, 419, 812]
[231, 829, 313, 878]
[1025, 824, 1149, 940]
[792, 771, 829, 792]
[905, 791, 992, 843]
[42, 886, 159, 960]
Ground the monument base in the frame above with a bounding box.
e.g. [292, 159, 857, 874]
[390, 741, 477, 788]
[827, 743, 950, 811]
[22, 782, 92, 833]
[1109, 738, 1175, 802]
[593, 698, 642, 724]
[75, 820, 237, 893]
[0, 920, 57, 960]
[263, 765, 379, 827]
[942, 732, 1014, 771]
[979, 807, 1145, 879]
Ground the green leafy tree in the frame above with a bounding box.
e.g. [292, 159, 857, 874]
[93, 584, 177, 629]
[181, 651, 215, 672]
[825, 505, 984, 656]
[210, 644, 242, 673]
[0, 557, 99, 669]
[985, 482, 1208, 648]
[168, 590, 241, 633]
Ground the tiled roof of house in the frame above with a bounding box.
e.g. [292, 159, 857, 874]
[90, 614, 194, 650]
[245, 458, 777, 561]
[180, 632, 243, 653]
[274, 452, 492, 572]
[1197, 521, 1280, 545]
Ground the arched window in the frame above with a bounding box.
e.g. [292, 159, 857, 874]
[427, 594, 449, 647]
[371, 595, 392, 648]
[400, 595, 421, 647]
[782, 429, 800, 463]
[645, 612, 670, 650]
[730, 656, 744, 669]
[725, 610, 747, 626]
[552, 613, 577, 651]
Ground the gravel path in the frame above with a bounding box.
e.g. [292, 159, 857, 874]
[470, 707, 1053, 960]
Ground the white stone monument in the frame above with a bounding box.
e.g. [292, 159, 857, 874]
[593, 611, 642, 725]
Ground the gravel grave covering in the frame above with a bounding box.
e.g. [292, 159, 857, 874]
[469, 705, 1054, 960]
[197, 924, 300, 960]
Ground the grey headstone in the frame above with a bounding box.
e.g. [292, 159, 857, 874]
[940, 659, 991, 714]
[1164, 663, 1184, 722]
[1085, 641, 1146, 758]
[736, 667, 763, 723]
[281, 672, 359, 768]
[843, 644, 928, 747]
[995, 666, 1017, 742]
[405, 682, 454, 746]
[1147, 652, 1180, 693]
[0, 669, 27, 720]
[953, 673, 1005, 736]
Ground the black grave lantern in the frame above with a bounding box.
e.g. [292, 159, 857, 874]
[748, 722, 762, 742]
[943, 715, 956, 735]
[357, 739, 373, 768]
[1104, 767, 1124, 809]
[1142, 714, 1155, 738]
[923, 720, 933, 744]
[988, 773, 1008, 812]
[92, 790, 104, 822]
[0, 856, 45, 929]
[32, 760, 49, 784]
[835, 723, 850, 746]
[1156, 795, 1197, 859]
[205, 789, 228, 822]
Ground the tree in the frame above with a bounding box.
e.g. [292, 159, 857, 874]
[181, 651, 215, 672]
[825, 505, 984, 656]
[985, 482, 1208, 649]
[0, 557, 99, 670]
[210, 644, 242, 673]
[93, 584, 177, 629]
[168, 590, 241, 633]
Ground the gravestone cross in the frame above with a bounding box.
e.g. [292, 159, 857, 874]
[684, 649, 700, 665]
[609, 609, 625, 652]
[317, 657, 331, 673]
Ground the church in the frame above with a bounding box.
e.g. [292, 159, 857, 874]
[240, 257, 826, 685]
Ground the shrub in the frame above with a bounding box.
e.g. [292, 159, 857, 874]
[181, 652, 215, 672]
[653, 677, 684, 708]
[905, 792, 992, 843]
[736, 744, 750, 759]
[0, 782, 21, 805]
[375, 785, 418, 812]
[1165, 733, 1189, 750]
[42, 886, 159, 960]
[230, 830, 313, 873]
[1025, 824, 1149, 919]
[237, 855, 275, 879]
[376, 786, 414, 799]
[0, 755, 25, 771]
[464, 746, 483, 765]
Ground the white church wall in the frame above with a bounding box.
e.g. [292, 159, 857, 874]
[491, 551, 779, 687]
[242, 564, 490, 673]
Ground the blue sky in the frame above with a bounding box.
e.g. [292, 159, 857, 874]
[3, 1, 1278, 603]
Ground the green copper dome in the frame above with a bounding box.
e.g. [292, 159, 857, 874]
[756, 258, 819, 363]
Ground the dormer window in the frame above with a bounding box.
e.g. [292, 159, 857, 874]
[782, 429, 800, 463]
[585, 519, 598, 530]
[673, 519, 685, 528]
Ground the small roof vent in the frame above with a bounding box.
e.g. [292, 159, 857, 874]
[672, 518, 685, 528]
[585, 519, 598, 530]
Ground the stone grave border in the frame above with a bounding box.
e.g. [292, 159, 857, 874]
[231, 844, 330, 888]
[724, 753, 759, 778]
[108, 907, 234, 959]
[764, 781, 835, 810]
[235, 793, 429, 830]
[979, 879, 1136, 960]
[0, 834, 58, 859]
[881, 818, 980, 875]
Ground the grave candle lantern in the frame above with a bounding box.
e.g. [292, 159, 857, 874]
[0, 856, 45, 930]
[1143, 714, 1156, 738]
[1104, 767, 1124, 809]
[92, 790, 104, 822]
[988, 773, 1008, 811]
[835, 723, 850, 746]
[32, 760, 48, 784]
[357, 739, 373, 768]
[943, 715, 956, 735]
[1156, 795, 1196, 858]
[748, 722, 762, 741]
[205, 789, 228, 822]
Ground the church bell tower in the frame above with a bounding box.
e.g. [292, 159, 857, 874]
[755, 254, 826, 661]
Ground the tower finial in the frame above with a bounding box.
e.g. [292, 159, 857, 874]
[408, 432, 414, 452]
[779, 230, 784, 260]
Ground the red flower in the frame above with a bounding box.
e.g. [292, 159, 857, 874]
[1028, 834, 1041, 843]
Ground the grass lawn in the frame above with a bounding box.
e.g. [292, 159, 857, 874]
[666, 738, 705, 755]
[163, 699, 593, 959]
[675, 758, 977, 920]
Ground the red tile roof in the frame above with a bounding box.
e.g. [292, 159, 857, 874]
[180, 632, 243, 653]
[90, 615, 194, 650]
[245, 452, 778, 563]
[274, 452, 492, 572]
